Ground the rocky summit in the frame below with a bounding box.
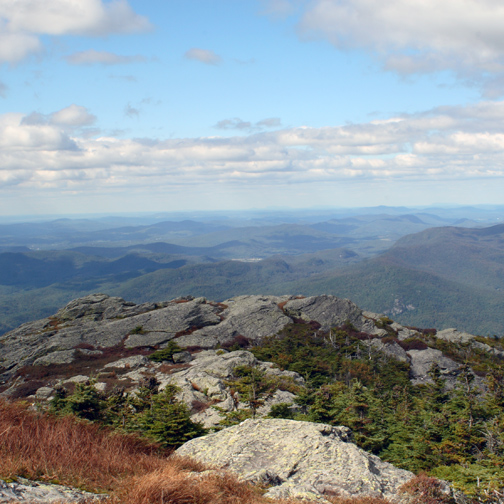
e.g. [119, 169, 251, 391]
[1, 292, 498, 414]
[0, 293, 380, 381]
[177, 418, 414, 502]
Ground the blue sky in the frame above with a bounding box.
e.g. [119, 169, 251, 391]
[1, 0, 504, 215]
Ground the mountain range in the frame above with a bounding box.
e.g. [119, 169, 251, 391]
[0, 207, 503, 336]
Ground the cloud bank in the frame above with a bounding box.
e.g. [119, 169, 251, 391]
[1, 102, 504, 196]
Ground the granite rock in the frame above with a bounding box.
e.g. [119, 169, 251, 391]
[177, 418, 413, 502]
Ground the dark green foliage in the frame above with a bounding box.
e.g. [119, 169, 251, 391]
[220, 364, 302, 425]
[267, 402, 295, 419]
[126, 384, 206, 447]
[49, 382, 106, 422]
[129, 325, 145, 335]
[148, 341, 182, 362]
[49, 378, 205, 448]
[230, 365, 270, 417]
[216, 408, 253, 428]
[252, 321, 411, 389]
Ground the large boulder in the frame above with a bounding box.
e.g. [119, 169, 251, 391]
[177, 418, 413, 502]
[436, 328, 475, 345]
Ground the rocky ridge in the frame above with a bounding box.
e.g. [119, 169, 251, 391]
[1, 293, 499, 426]
[0, 293, 383, 381]
[0, 293, 421, 376]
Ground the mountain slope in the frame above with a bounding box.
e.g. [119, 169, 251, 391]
[382, 223, 504, 292]
[287, 258, 504, 335]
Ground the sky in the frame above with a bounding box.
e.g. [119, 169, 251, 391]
[1, 0, 504, 215]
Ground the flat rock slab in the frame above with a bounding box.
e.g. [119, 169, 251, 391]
[178, 295, 293, 347]
[408, 348, 460, 386]
[176, 418, 413, 502]
[0, 478, 104, 503]
[436, 328, 475, 344]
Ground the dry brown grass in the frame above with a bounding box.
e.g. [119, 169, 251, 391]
[0, 399, 168, 493]
[0, 398, 421, 504]
[0, 399, 303, 504]
[114, 466, 266, 504]
[399, 474, 454, 504]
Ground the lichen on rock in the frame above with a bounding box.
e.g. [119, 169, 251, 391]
[176, 418, 413, 502]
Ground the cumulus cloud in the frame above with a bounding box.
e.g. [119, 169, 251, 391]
[296, 0, 504, 93]
[0, 0, 151, 63]
[0, 81, 6, 97]
[2, 101, 504, 194]
[184, 48, 222, 65]
[65, 49, 147, 65]
[0, 28, 41, 63]
[51, 104, 97, 126]
[20, 104, 96, 130]
[0, 113, 78, 151]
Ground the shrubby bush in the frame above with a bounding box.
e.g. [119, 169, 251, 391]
[50, 378, 205, 448]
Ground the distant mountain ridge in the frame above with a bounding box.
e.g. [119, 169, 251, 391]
[0, 211, 504, 336]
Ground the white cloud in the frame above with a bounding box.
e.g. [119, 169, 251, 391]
[0, 28, 41, 63]
[184, 48, 222, 66]
[297, 0, 504, 92]
[20, 104, 96, 131]
[0, 113, 77, 151]
[51, 104, 96, 127]
[2, 101, 504, 197]
[0, 80, 6, 97]
[0, 0, 151, 63]
[65, 49, 147, 65]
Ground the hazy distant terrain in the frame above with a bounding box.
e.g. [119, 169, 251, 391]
[0, 205, 503, 335]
